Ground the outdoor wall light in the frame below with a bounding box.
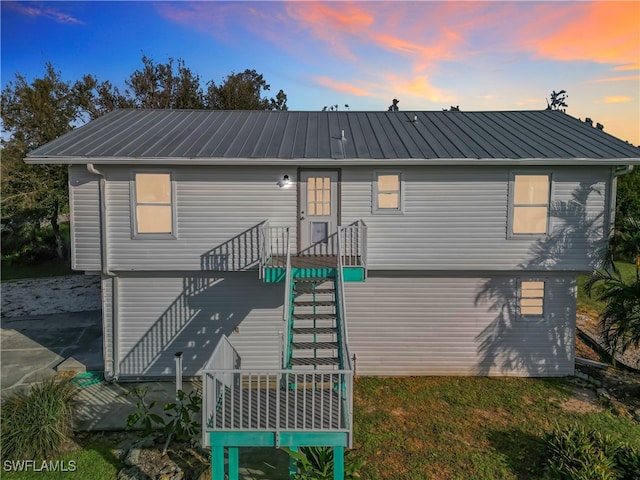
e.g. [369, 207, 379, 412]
[277, 174, 291, 188]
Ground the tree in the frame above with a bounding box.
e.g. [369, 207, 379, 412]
[546, 90, 568, 111]
[126, 55, 205, 109]
[205, 69, 287, 110]
[73, 75, 135, 121]
[586, 218, 640, 356]
[1, 63, 89, 259]
[616, 167, 640, 225]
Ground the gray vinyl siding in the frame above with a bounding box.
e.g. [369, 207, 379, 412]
[68, 166, 101, 271]
[341, 166, 609, 271]
[345, 274, 576, 377]
[104, 166, 296, 271]
[83, 164, 609, 272]
[114, 272, 284, 378]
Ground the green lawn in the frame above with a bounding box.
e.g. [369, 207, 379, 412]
[1, 439, 121, 480]
[351, 376, 639, 480]
[1, 377, 637, 479]
[577, 261, 637, 316]
[1, 223, 75, 281]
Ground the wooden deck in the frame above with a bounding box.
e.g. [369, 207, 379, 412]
[269, 255, 362, 268]
[209, 383, 347, 431]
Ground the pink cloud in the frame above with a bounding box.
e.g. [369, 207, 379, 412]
[519, 2, 640, 65]
[314, 72, 455, 106]
[314, 77, 373, 97]
[602, 96, 633, 104]
[611, 64, 640, 72]
[6, 1, 83, 25]
[591, 75, 640, 83]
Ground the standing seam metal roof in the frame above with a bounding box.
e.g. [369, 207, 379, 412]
[27, 109, 640, 162]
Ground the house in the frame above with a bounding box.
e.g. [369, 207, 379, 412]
[28, 109, 640, 479]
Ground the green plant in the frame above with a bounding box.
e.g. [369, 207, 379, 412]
[125, 387, 164, 436]
[544, 423, 639, 480]
[126, 387, 202, 454]
[0, 377, 77, 460]
[161, 389, 202, 455]
[616, 443, 640, 480]
[284, 446, 364, 479]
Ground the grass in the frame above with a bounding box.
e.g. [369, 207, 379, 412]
[351, 376, 640, 480]
[1, 257, 75, 281]
[1, 377, 637, 479]
[1, 439, 122, 480]
[1, 378, 78, 461]
[576, 261, 637, 317]
[1, 222, 75, 281]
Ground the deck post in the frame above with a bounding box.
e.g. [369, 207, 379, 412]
[288, 446, 298, 478]
[212, 446, 224, 480]
[334, 446, 344, 480]
[228, 447, 239, 480]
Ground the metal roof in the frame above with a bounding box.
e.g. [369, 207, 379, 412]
[27, 109, 640, 165]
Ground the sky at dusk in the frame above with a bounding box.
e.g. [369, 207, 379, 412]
[2, 1, 639, 146]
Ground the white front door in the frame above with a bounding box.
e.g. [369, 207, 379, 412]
[299, 170, 339, 255]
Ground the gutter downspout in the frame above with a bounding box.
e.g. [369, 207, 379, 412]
[613, 164, 634, 177]
[607, 164, 635, 242]
[87, 164, 118, 381]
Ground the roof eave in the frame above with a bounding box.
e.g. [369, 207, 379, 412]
[24, 155, 640, 166]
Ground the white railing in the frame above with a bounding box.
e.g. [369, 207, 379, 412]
[340, 221, 368, 276]
[282, 227, 293, 368]
[336, 228, 355, 439]
[259, 222, 291, 278]
[201, 335, 241, 446]
[202, 369, 353, 447]
[258, 220, 271, 279]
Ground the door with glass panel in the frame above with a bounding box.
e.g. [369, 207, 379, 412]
[299, 171, 339, 254]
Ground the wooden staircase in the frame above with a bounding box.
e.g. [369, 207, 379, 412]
[288, 276, 341, 369]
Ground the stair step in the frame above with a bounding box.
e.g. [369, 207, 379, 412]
[294, 288, 335, 296]
[290, 357, 340, 367]
[293, 313, 337, 321]
[292, 342, 339, 350]
[294, 277, 333, 283]
[292, 327, 337, 335]
[293, 300, 335, 307]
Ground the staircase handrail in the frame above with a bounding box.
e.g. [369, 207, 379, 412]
[282, 227, 293, 369]
[359, 219, 368, 278]
[336, 226, 353, 372]
[258, 220, 271, 279]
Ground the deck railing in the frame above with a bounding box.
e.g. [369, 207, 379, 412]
[339, 221, 368, 276]
[259, 222, 290, 277]
[202, 369, 353, 447]
[201, 335, 241, 446]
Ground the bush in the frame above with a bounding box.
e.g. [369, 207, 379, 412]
[284, 446, 364, 480]
[1, 377, 78, 460]
[544, 423, 640, 479]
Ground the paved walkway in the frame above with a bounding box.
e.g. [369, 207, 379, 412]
[1, 274, 190, 431]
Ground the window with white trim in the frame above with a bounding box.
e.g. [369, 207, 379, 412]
[373, 172, 403, 214]
[510, 174, 550, 235]
[519, 280, 545, 316]
[133, 173, 174, 236]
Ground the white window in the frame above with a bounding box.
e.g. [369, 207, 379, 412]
[520, 280, 545, 316]
[510, 174, 550, 235]
[373, 172, 403, 214]
[307, 176, 332, 216]
[133, 173, 174, 236]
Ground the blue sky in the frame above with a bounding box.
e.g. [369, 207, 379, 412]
[2, 1, 639, 145]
